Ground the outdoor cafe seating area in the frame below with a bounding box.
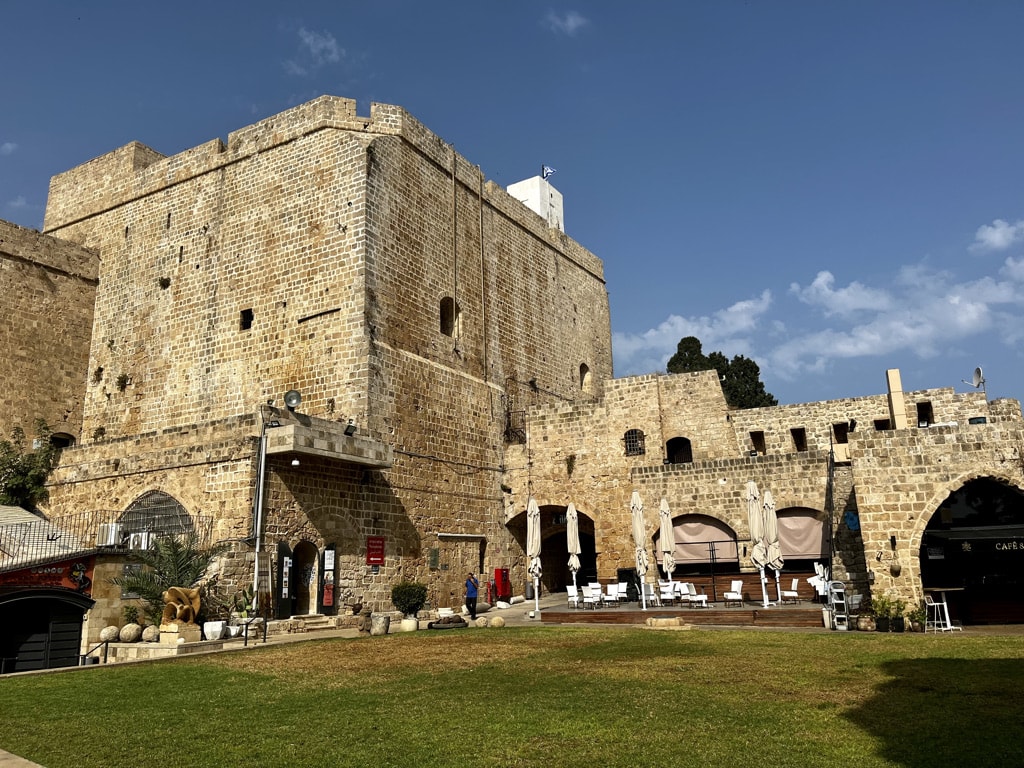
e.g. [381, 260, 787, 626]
[549, 574, 827, 628]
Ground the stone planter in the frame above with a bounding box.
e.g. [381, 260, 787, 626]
[856, 615, 876, 632]
[399, 617, 419, 632]
[203, 621, 226, 640]
[370, 614, 391, 636]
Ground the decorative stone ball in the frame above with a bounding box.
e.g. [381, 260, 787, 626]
[489, 616, 505, 628]
[99, 625, 120, 642]
[119, 623, 143, 642]
[474, 617, 488, 628]
[142, 625, 161, 642]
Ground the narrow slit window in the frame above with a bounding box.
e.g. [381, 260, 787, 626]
[440, 297, 461, 338]
[579, 363, 591, 392]
[240, 308, 254, 331]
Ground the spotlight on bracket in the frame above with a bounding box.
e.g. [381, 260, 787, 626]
[344, 419, 357, 437]
[284, 390, 302, 412]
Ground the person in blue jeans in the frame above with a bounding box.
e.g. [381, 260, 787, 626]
[465, 572, 480, 620]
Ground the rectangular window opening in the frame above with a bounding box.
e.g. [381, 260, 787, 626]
[750, 431, 766, 455]
[240, 308, 254, 331]
[873, 418, 892, 431]
[790, 427, 807, 452]
[916, 401, 934, 428]
[832, 422, 849, 444]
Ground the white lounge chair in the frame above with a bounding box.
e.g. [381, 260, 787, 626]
[724, 579, 744, 607]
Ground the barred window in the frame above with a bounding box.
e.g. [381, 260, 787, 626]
[624, 429, 646, 456]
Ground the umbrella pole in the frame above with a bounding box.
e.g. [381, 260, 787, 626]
[760, 566, 769, 608]
[774, 568, 782, 602]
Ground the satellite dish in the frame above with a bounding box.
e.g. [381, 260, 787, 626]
[972, 367, 984, 388]
[284, 390, 302, 411]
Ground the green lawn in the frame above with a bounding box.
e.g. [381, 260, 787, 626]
[1, 627, 1022, 767]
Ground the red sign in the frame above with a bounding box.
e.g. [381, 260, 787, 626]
[366, 536, 386, 565]
[0, 556, 96, 596]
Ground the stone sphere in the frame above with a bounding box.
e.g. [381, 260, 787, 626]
[119, 623, 143, 642]
[142, 625, 161, 642]
[99, 625, 120, 642]
[474, 617, 488, 628]
[489, 616, 505, 628]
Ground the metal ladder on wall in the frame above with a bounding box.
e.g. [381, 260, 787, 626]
[828, 581, 849, 631]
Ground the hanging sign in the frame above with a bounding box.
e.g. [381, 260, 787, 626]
[366, 536, 386, 565]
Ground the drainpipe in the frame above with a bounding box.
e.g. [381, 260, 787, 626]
[251, 416, 271, 614]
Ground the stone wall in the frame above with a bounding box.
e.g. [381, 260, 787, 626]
[40, 96, 612, 611]
[0, 219, 97, 441]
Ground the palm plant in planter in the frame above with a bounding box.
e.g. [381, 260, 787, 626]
[391, 581, 428, 631]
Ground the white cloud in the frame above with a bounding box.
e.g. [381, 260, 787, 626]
[613, 290, 771, 375]
[284, 27, 343, 77]
[6, 195, 28, 209]
[0, 142, 16, 156]
[542, 10, 589, 36]
[790, 270, 892, 317]
[969, 218, 1024, 253]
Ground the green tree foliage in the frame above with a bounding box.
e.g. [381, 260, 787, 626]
[0, 420, 61, 509]
[111, 532, 229, 625]
[666, 336, 778, 409]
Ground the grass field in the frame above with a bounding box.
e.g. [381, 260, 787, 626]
[1, 627, 1022, 767]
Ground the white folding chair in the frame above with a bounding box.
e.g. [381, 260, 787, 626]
[617, 583, 630, 603]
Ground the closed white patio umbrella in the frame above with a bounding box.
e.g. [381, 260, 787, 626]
[566, 503, 581, 588]
[747, 480, 771, 607]
[659, 498, 675, 584]
[631, 491, 649, 610]
[527, 497, 542, 615]
[763, 489, 784, 603]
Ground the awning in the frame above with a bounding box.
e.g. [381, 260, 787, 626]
[778, 510, 828, 559]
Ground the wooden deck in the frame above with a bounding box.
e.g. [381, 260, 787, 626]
[541, 603, 826, 628]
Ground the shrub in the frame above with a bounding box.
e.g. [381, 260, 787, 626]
[391, 581, 428, 617]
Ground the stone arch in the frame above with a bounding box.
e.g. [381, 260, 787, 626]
[658, 513, 740, 575]
[912, 472, 1024, 624]
[118, 490, 194, 537]
[505, 502, 597, 593]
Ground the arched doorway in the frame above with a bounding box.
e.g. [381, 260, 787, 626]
[920, 477, 1024, 624]
[508, 505, 597, 594]
[776, 507, 829, 572]
[292, 540, 319, 616]
[0, 589, 94, 673]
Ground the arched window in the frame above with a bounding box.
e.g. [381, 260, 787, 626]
[665, 436, 693, 464]
[624, 429, 646, 456]
[50, 433, 75, 449]
[118, 491, 194, 536]
[579, 363, 591, 392]
[440, 296, 461, 338]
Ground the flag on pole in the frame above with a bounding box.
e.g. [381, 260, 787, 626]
[542, 165, 556, 179]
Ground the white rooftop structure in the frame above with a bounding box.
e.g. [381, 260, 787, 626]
[507, 175, 564, 232]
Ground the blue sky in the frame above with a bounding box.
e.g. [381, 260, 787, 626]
[3, 2, 1024, 406]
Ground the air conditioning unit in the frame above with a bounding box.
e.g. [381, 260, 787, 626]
[96, 523, 123, 547]
[128, 532, 152, 551]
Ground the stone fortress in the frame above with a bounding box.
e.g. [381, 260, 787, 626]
[2, 95, 1023, 653]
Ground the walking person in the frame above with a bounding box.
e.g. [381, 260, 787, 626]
[465, 572, 480, 620]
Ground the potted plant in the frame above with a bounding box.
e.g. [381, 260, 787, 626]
[856, 598, 876, 632]
[890, 597, 907, 633]
[391, 581, 428, 632]
[907, 604, 926, 633]
[871, 594, 892, 632]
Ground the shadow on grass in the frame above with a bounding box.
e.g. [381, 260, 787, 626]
[844, 658, 1024, 766]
